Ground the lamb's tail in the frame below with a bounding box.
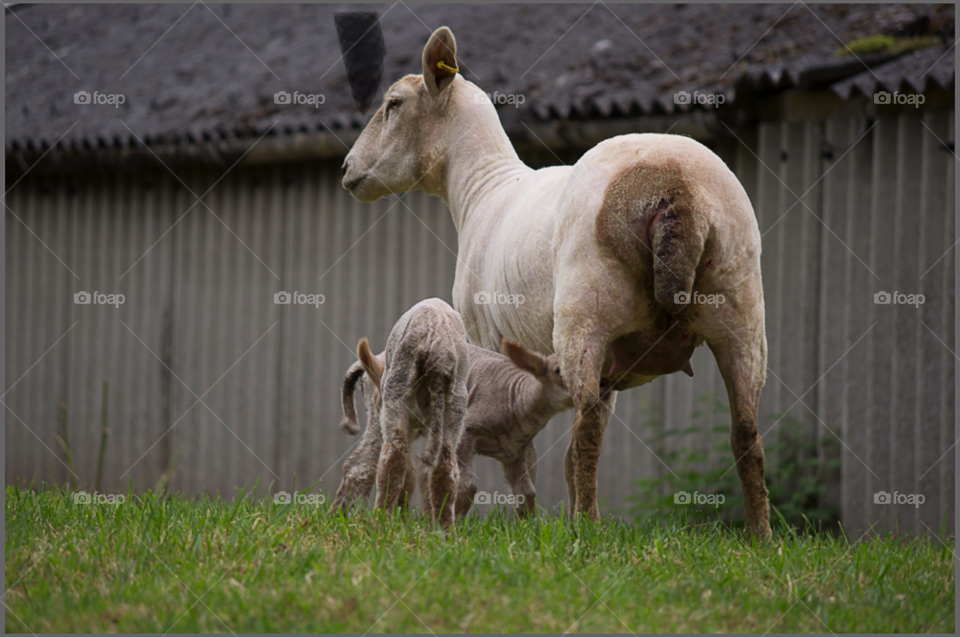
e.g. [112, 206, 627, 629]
[356, 337, 386, 410]
[338, 360, 367, 435]
[595, 162, 709, 314]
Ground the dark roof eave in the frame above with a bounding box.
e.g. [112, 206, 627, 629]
[5, 128, 364, 179]
[5, 111, 733, 178]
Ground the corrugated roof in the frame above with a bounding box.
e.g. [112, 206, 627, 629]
[5, 3, 954, 154]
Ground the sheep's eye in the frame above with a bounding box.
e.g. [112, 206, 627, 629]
[554, 367, 562, 375]
[387, 98, 401, 112]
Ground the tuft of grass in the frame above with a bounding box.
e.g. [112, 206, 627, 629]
[836, 33, 942, 57]
[5, 484, 954, 633]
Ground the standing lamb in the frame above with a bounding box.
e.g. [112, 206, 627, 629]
[334, 337, 572, 518]
[353, 298, 469, 528]
[341, 27, 771, 536]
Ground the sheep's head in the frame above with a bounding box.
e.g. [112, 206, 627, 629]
[342, 26, 464, 202]
[501, 338, 574, 411]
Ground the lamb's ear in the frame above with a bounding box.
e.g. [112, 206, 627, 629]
[356, 338, 385, 391]
[502, 337, 548, 377]
[421, 26, 458, 97]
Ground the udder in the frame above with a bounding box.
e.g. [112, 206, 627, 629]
[603, 322, 701, 392]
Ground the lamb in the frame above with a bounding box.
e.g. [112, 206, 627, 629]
[340, 27, 771, 536]
[333, 336, 572, 518]
[349, 298, 469, 528]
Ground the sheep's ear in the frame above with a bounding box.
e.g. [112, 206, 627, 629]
[357, 338, 385, 391]
[502, 337, 548, 377]
[422, 26, 458, 97]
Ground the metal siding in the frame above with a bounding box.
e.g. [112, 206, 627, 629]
[756, 122, 785, 453]
[4, 118, 954, 531]
[820, 118, 853, 523]
[840, 117, 875, 535]
[892, 115, 924, 531]
[918, 109, 951, 535]
[867, 117, 899, 533]
[942, 111, 956, 538]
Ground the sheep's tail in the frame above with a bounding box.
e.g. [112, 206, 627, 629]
[648, 196, 707, 314]
[338, 360, 367, 435]
[356, 337, 386, 414]
[595, 163, 709, 315]
[357, 338, 384, 390]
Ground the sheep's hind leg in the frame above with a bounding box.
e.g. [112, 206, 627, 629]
[556, 329, 615, 522]
[422, 380, 465, 528]
[374, 402, 411, 513]
[398, 453, 418, 513]
[707, 323, 770, 539]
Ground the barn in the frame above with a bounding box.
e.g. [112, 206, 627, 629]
[5, 3, 955, 535]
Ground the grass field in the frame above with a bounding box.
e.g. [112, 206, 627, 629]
[4, 485, 955, 633]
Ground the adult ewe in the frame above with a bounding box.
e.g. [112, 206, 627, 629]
[341, 27, 770, 536]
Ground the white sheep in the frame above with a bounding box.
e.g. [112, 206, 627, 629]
[333, 337, 572, 518]
[341, 27, 770, 536]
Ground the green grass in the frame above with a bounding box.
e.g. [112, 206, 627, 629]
[5, 485, 955, 633]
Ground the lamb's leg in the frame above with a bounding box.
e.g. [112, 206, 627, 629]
[417, 460, 433, 519]
[398, 454, 418, 513]
[526, 439, 538, 486]
[374, 402, 411, 512]
[332, 409, 384, 510]
[707, 320, 770, 539]
[454, 434, 477, 519]
[563, 440, 576, 514]
[422, 381, 465, 528]
[503, 443, 537, 518]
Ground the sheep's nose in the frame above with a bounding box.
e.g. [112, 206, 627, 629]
[341, 158, 350, 179]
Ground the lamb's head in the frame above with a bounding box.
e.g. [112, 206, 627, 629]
[501, 338, 574, 413]
[341, 26, 494, 202]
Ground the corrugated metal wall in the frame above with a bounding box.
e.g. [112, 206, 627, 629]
[6, 110, 954, 535]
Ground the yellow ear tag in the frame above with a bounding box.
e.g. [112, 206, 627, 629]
[437, 60, 459, 74]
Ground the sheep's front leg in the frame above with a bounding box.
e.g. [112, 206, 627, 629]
[503, 442, 538, 518]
